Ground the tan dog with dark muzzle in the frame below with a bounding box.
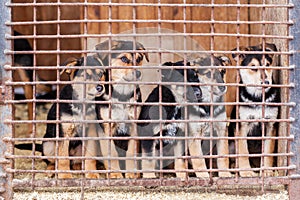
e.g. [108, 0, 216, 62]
[95, 40, 149, 179]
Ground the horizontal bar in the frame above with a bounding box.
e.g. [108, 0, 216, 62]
[11, 176, 291, 189]
[6, 19, 293, 26]
[6, 2, 294, 9]
[6, 135, 294, 143]
[7, 152, 294, 161]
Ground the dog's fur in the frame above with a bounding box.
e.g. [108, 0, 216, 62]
[94, 40, 149, 179]
[229, 43, 279, 177]
[16, 55, 106, 179]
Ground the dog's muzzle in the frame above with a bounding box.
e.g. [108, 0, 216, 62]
[136, 70, 141, 79]
[192, 86, 202, 101]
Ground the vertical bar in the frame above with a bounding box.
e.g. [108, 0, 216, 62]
[0, 0, 12, 199]
[289, 1, 300, 199]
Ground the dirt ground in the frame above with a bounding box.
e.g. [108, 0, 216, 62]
[11, 103, 289, 199]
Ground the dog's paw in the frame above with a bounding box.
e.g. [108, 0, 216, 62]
[239, 171, 257, 177]
[86, 173, 100, 179]
[142, 173, 157, 179]
[261, 170, 274, 177]
[58, 173, 73, 179]
[176, 172, 187, 179]
[108, 173, 123, 179]
[218, 171, 232, 178]
[125, 173, 140, 179]
[195, 172, 210, 178]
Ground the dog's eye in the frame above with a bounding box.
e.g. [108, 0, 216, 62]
[121, 56, 130, 64]
[136, 56, 142, 64]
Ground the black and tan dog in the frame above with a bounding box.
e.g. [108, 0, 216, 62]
[138, 63, 202, 179]
[138, 56, 231, 179]
[16, 54, 106, 179]
[191, 56, 232, 178]
[94, 40, 149, 179]
[229, 43, 279, 177]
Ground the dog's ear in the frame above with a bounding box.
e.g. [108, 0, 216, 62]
[161, 62, 174, 80]
[231, 46, 251, 63]
[264, 43, 277, 52]
[216, 55, 231, 66]
[136, 42, 149, 62]
[60, 57, 82, 80]
[161, 69, 173, 80]
[95, 40, 121, 61]
[255, 43, 278, 53]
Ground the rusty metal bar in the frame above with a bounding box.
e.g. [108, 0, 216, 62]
[11, 177, 291, 189]
[6, 2, 294, 8]
[289, 0, 300, 199]
[0, 0, 12, 199]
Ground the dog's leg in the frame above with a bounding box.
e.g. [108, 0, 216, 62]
[173, 140, 187, 179]
[125, 124, 140, 179]
[188, 139, 210, 178]
[99, 124, 123, 179]
[17, 69, 34, 136]
[261, 122, 276, 177]
[141, 141, 157, 178]
[215, 121, 232, 177]
[238, 122, 257, 177]
[84, 123, 100, 179]
[57, 123, 74, 179]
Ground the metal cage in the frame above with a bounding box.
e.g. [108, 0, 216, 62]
[0, 0, 299, 199]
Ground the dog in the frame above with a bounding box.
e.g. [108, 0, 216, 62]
[138, 63, 202, 179]
[94, 40, 149, 179]
[16, 54, 106, 179]
[138, 55, 231, 179]
[229, 43, 279, 177]
[191, 56, 232, 178]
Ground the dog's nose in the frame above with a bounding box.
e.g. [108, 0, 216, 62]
[193, 87, 202, 100]
[135, 70, 141, 79]
[261, 80, 270, 85]
[219, 85, 226, 93]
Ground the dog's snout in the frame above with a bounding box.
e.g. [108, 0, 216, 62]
[261, 80, 270, 85]
[135, 70, 141, 79]
[193, 87, 202, 100]
[219, 85, 226, 93]
[264, 80, 270, 85]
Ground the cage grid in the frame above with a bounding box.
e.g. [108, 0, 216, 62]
[0, 0, 299, 199]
